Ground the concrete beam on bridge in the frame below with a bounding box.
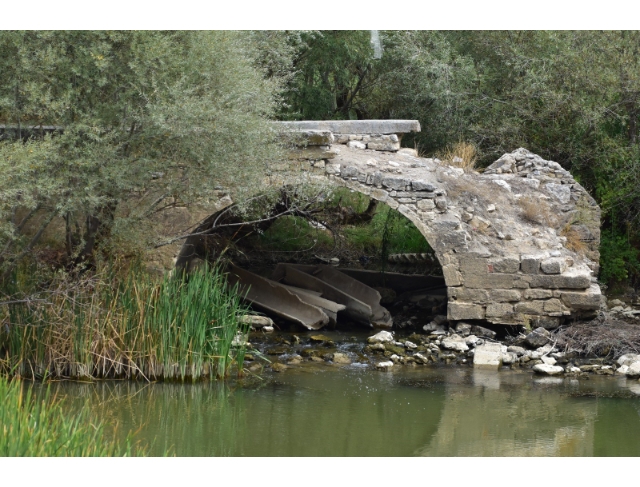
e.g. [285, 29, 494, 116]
[274, 120, 420, 135]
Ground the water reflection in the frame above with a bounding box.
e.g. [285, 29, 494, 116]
[43, 365, 640, 456]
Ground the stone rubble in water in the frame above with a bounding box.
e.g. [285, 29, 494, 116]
[532, 364, 565, 375]
[473, 343, 506, 369]
[376, 361, 394, 370]
[368, 330, 394, 344]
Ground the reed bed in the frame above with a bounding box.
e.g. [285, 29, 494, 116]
[0, 376, 141, 456]
[0, 265, 249, 381]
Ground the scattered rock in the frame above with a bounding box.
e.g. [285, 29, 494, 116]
[471, 325, 496, 340]
[455, 322, 472, 336]
[332, 352, 352, 365]
[404, 340, 418, 349]
[465, 335, 481, 347]
[524, 327, 551, 349]
[347, 140, 366, 149]
[310, 334, 334, 344]
[376, 361, 394, 370]
[540, 355, 557, 366]
[617, 354, 640, 367]
[626, 362, 640, 378]
[441, 334, 470, 353]
[238, 315, 275, 328]
[271, 363, 288, 373]
[263, 326, 274, 333]
[368, 331, 394, 344]
[507, 346, 526, 356]
[502, 352, 519, 365]
[532, 364, 564, 375]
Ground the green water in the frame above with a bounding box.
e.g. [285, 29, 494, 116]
[47, 366, 640, 456]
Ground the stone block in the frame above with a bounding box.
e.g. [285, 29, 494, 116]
[560, 285, 602, 310]
[473, 343, 506, 369]
[417, 199, 436, 210]
[448, 303, 485, 321]
[486, 303, 514, 318]
[280, 130, 334, 146]
[514, 301, 546, 315]
[448, 288, 490, 304]
[488, 289, 521, 302]
[543, 298, 564, 313]
[412, 180, 437, 192]
[524, 289, 553, 300]
[367, 140, 400, 151]
[490, 256, 521, 274]
[541, 257, 567, 274]
[442, 265, 462, 286]
[464, 273, 518, 289]
[382, 177, 410, 190]
[325, 163, 341, 175]
[527, 273, 591, 290]
[520, 255, 541, 274]
[341, 165, 359, 178]
[288, 146, 337, 160]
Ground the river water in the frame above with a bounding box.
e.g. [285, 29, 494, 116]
[47, 364, 640, 456]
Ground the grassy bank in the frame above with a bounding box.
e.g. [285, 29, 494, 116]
[0, 376, 142, 456]
[0, 264, 249, 381]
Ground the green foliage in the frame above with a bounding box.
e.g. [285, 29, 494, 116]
[0, 377, 142, 456]
[599, 229, 640, 285]
[253, 215, 333, 252]
[0, 31, 283, 271]
[1, 264, 249, 381]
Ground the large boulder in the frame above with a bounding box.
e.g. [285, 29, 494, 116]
[626, 362, 640, 378]
[617, 354, 640, 367]
[524, 327, 551, 349]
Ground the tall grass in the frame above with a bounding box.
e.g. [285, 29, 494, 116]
[0, 376, 141, 456]
[0, 264, 249, 381]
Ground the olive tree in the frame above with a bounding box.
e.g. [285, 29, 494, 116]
[0, 31, 283, 276]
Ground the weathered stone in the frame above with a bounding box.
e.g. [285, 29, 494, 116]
[621, 362, 639, 377]
[515, 300, 546, 315]
[545, 183, 571, 204]
[527, 273, 591, 289]
[238, 315, 275, 328]
[412, 180, 437, 192]
[449, 287, 490, 303]
[332, 352, 352, 364]
[490, 256, 521, 273]
[473, 343, 506, 369]
[442, 265, 462, 286]
[382, 177, 410, 190]
[281, 130, 334, 146]
[524, 327, 551, 348]
[417, 199, 436, 210]
[524, 289, 553, 300]
[325, 163, 340, 175]
[543, 298, 564, 313]
[367, 140, 400, 151]
[520, 255, 542, 274]
[560, 285, 602, 310]
[617, 354, 640, 367]
[488, 289, 522, 302]
[507, 346, 526, 356]
[502, 351, 518, 365]
[376, 361, 394, 370]
[533, 364, 564, 375]
[455, 322, 472, 336]
[541, 257, 567, 274]
[288, 146, 337, 160]
[441, 334, 470, 352]
[471, 325, 497, 339]
[448, 303, 485, 321]
[341, 165, 359, 178]
[368, 331, 394, 344]
[485, 302, 514, 319]
[347, 140, 366, 150]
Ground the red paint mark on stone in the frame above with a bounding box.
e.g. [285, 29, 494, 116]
[487, 264, 494, 273]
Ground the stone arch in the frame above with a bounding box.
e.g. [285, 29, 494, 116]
[177, 121, 603, 328]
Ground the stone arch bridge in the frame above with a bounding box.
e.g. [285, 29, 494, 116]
[178, 120, 602, 328]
